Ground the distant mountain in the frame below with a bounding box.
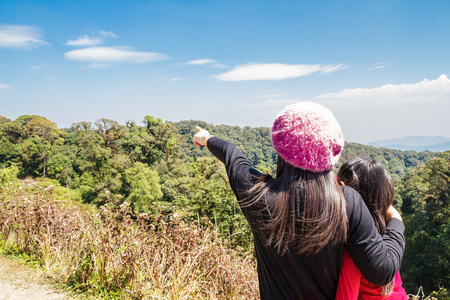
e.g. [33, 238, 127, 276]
[368, 136, 450, 152]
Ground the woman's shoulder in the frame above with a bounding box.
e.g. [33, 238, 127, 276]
[340, 185, 362, 205]
[340, 185, 367, 223]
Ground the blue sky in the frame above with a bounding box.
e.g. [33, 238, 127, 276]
[1, 0, 449, 143]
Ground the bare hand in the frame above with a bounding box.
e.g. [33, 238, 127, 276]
[386, 205, 403, 222]
[193, 126, 212, 147]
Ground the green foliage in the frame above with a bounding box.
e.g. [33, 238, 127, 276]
[0, 164, 20, 194]
[77, 172, 96, 202]
[0, 187, 259, 299]
[17, 137, 45, 177]
[35, 177, 83, 202]
[144, 115, 178, 162]
[173, 120, 278, 169]
[123, 162, 163, 213]
[120, 121, 155, 162]
[0, 116, 66, 179]
[1, 114, 447, 276]
[0, 136, 20, 166]
[153, 157, 194, 204]
[22, 116, 65, 143]
[175, 156, 253, 250]
[337, 142, 438, 180]
[429, 287, 450, 299]
[46, 153, 74, 186]
[143, 115, 163, 128]
[398, 151, 450, 295]
[173, 120, 437, 179]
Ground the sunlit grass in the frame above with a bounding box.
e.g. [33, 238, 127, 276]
[0, 184, 259, 299]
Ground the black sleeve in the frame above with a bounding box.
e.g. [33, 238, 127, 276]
[343, 186, 406, 286]
[207, 137, 406, 287]
[207, 136, 261, 200]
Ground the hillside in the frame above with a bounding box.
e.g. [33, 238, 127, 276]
[0, 114, 448, 297]
[171, 120, 439, 180]
[0, 114, 438, 192]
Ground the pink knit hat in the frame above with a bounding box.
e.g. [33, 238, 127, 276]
[271, 102, 344, 172]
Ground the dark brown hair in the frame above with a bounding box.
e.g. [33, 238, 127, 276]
[242, 156, 348, 256]
[337, 157, 394, 235]
[337, 156, 395, 295]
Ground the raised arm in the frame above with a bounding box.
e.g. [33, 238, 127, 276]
[344, 186, 406, 286]
[192, 127, 260, 200]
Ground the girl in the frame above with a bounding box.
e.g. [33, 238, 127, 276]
[336, 157, 408, 299]
[193, 102, 405, 299]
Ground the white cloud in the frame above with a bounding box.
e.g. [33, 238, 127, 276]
[368, 65, 386, 71]
[66, 35, 103, 47]
[31, 65, 44, 70]
[170, 77, 183, 81]
[0, 25, 49, 48]
[98, 30, 118, 38]
[368, 63, 387, 71]
[0, 83, 12, 89]
[181, 59, 228, 68]
[184, 59, 217, 65]
[64, 46, 169, 64]
[66, 30, 117, 47]
[316, 74, 450, 104]
[214, 63, 348, 81]
[320, 64, 350, 74]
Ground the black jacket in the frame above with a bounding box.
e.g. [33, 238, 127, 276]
[207, 137, 405, 300]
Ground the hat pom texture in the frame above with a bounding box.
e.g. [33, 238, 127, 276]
[271, 102, 344, 172]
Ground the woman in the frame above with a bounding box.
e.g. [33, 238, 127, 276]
[193, 102, 405, 299]
[336, 157, 408, 299]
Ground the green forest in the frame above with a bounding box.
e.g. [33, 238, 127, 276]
[0, 114, 449, 299]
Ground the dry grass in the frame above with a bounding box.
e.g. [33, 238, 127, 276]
[0, 185, 259, 299]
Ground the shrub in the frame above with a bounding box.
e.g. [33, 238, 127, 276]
[0, 186, 259, 299]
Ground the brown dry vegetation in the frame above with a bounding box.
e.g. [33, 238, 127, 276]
[1, 174, 445, 299]
[0, 184, 259, 299]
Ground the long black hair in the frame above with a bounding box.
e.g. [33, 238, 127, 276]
[337, 157, 394, 235]
[242, 156, 348, 256]
[337, 156, 395, 295]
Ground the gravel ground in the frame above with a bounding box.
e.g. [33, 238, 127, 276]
[0, 256, 73, 300]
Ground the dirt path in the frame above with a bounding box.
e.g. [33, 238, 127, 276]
[0, 256, 73, 300]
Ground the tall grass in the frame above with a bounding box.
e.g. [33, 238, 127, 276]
[0, 184, 259, 299]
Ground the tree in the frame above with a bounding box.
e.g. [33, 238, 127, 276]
[0, 136, 20, 166]
[123, 162, 163, 213]
[17, 137, 44, 177]
[153, 156, 194, 205]
[23, 116, 65, 178]
[46, 153, 74, 186]
[71, 121, 111, 176]
[0, 164, 19, 187]
[120, 122, 154, 162]
[399, 151, 450, 294]
[94, 118, 126, 154]
[183, 156, 253, 249]
[143, 116, 178, 162]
